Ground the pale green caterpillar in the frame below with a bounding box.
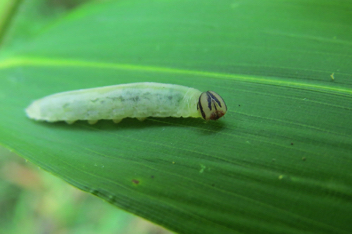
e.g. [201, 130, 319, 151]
[25, 82, 227, 124]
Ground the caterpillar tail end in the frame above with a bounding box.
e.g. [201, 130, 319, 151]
[25, 102, 41, 120]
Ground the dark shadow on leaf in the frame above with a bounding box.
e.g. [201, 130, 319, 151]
[28, 116, 227, 134]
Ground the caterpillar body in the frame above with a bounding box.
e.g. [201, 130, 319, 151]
[25, 82, 227, 124]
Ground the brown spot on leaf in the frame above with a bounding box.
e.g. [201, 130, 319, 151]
[132, 179, 139, 184]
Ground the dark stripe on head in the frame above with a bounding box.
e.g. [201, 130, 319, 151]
[207, 91, 222, 107]
[206, 92, 213, 110]
[198, 94, 206, 119]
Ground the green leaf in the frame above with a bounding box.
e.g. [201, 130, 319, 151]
[1, 0, 352, 233]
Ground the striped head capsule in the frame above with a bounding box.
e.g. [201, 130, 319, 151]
[197, 91, 227, 120]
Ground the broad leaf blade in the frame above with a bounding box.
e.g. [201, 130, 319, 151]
[0, 1, 351, 233]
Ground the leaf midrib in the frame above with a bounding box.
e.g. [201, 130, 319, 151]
[0, 56, 351, 96]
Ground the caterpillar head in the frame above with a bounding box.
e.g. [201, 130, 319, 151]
[197, 91, 227, 120]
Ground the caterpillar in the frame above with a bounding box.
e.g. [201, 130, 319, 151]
[25, 82, 227, 124]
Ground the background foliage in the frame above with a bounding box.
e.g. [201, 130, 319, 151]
[0, 0, 351, 233]
[0, 146, 171, 234]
